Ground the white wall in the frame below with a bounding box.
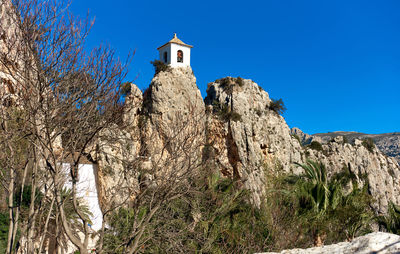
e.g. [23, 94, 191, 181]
[158, 44, 171, 65]
[63, 163, 103, 231]
[158, 43, 191, 67]
[170, 43, 191, 67]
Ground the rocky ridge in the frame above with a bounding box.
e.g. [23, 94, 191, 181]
[314, 131, 400, 164]
[94, 67, 400, 215]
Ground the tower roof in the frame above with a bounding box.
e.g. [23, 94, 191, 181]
[157, 33, 193, 50]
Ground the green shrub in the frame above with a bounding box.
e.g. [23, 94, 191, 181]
[216, 77, 245, 93]
[120, 82, 132, 97]
[378, 202, 400, 234]
[0, 212, 8, 253]
[362, 138, 374, 152]
[101, 161, 374, 253]
[101, 172, 271, 253]
[150, 60, 171, 74]
[269, 98, 286, 115]
[212, 100, 242, 122]
[308, 141, 323, 152]
[265, 160, 374, 250]
[237, 77, 244, 87]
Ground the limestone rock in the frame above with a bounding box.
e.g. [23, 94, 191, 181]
[205, 77, 302, 206]
[141, 66, 205, 171]
[304, 137, 400, 214]
[312, 131, 400, 165]
[257, 232, 400, 254]
[93, 83, 143, 211]
[93, 125, 140, 211]
[291, 127, 322, 145]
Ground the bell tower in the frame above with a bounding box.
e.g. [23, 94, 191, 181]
[157, 33, 193, 67]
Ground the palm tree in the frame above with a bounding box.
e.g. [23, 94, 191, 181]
[294, 160, 330, 214]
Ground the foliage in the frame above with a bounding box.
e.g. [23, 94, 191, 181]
[362, 138, 375, 153]
[120, 82, 132, 97]
[308, 141, 324, 152]
[212, 100, 242, 122]
[378, 202, 400, 234]
[294, 160, 330, 213]
[236, 77, 245, 86]
[13, 185, 43, 210]
[102, 208, 136, 254]
[216, 77, 245, 95]
[265, 160, 374, 250]
[101, 158, 375, 253]
[0, 213, 9, 253]
[269, 98, 286, 115]
[101, 172, 271, 253]
[151, 60, 171, 74]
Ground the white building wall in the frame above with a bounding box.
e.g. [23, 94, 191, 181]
[170, 43, 191, 67]
[158, 44, 172, 65]
[158, 43, 191, 68]
[63, 163, 103, 231]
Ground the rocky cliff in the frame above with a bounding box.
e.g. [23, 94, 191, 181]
[310, 131, 400, 164]
[95, 68, 400, 215]
[290, 129, 400, 213]
[204, 77, 303, 206]
[93, 66, 206, 210]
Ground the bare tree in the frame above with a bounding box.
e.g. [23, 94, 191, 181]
[0, 0, 130, 253]
[96, 103, 206, 254]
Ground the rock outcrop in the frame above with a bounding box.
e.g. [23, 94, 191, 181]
[310, 131, 400, 164]
[93, 84, 143, 210]
[290, 129, 400, 214]
[94, 67, 206, 211]
[140, 66, 205, 167]
[257, 232, 400, 254]
[303, 136, 400, 214]
[95, 69, 400, 216]
[204, 77, 303, 206]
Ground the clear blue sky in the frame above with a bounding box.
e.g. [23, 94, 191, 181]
[70, 0, 400, 135]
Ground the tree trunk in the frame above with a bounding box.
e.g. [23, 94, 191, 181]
[6, 166, 15, 254]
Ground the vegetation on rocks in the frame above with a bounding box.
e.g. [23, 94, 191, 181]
[378, 202, 400, 234]
[308, 140, 324, 152]
[265, 160, 374, 250]
[212, 100, 242, 122]
[269, 98, 286, 115]
[151, 60, 171, 74]
[362, 137, 375, 152]
[100, 160, 376, 253]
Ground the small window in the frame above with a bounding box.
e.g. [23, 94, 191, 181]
[177, 50, 183, 63]
[163, 52, 168, 63]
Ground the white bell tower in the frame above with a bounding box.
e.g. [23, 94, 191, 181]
[157, 33, 193, 68]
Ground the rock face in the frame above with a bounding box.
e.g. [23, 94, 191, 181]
[290, 129, 400, 214]
[257, 232, 400, 254]
[141, 66, 205, 166]
[303, 136, 400, 214]
[311, 131, 400, 165]
[95, 67, 206, 211]
[95, 70, 400, 216]
[204, 77, 303, 206]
